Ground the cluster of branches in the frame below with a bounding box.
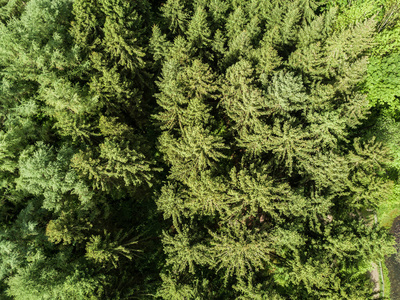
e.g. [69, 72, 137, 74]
[0, 0, 397, 299]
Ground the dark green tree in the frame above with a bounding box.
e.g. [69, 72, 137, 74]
[0, 0, 162, 298]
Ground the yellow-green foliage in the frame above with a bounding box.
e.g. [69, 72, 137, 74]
[0, 0, 398, 299]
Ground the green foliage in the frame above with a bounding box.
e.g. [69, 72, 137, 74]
[0, 202, 104, 300]
[16, 142, 93, 211]
[153, 1, 394, 298]
[0, 0, 160, 298]
[160, 0, 188, 34]
[46, 210, 92, 245]
[85, 230, 140, 269]
[365, 53, 400, 114]
[159, 127, 226, 182]
[0, 0, 396, 299]
[6, 257, 104, 300]
[326, 0, 400, 117]
[162, 226, 209, 274]
[71, 138, 158, 192]
[209, 223, 272, 284]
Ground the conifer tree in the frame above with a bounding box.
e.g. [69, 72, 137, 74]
[153, 0, 395, 298]
[0, 0, 162, 298]
[0, 0, 396, 299]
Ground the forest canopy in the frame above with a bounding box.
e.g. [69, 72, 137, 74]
[0, 0, 398, 299]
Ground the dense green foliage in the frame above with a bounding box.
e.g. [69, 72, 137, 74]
[0, 0, 397, 299]
[326, 0, 400, 115]
[328, 1, 400, 298]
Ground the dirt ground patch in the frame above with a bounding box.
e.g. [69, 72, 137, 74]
[369, 262, 380, 299]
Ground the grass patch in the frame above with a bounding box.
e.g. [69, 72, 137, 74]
[381, 260, 391, 299]
[377, 184, 400, 299]
[377, 185, 400, 229]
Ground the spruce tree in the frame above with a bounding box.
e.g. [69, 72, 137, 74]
[0, 0, 162, 298]
[153, 0, 395, 298]
[0, 0, 396, 299]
